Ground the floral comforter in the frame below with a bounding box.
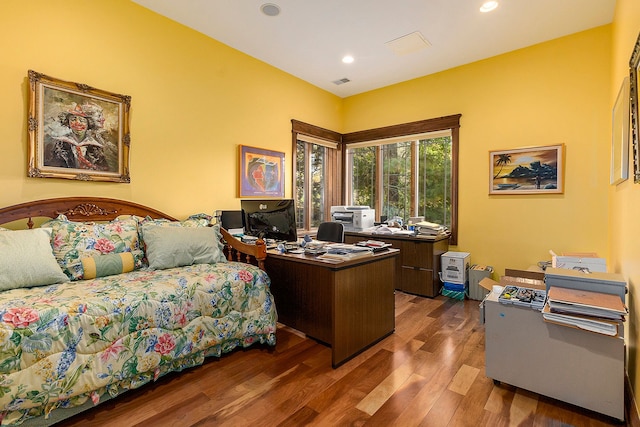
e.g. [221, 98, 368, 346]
[0, 262, 277, 425]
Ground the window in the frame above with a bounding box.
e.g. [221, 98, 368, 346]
[293, 114, 460, 244]
[349, 146, 376, 207]
[292, 120, 342, 231]
[295, 140, 327, 228]
[417, 135, 452, 227]
[343, 115, 460, 244]
[346, 133, 452, 225]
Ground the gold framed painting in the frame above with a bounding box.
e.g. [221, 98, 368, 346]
[611, 76, 630, 185]
[489, 144, 564, 195]
[629, 31, 640, 183]
[238, 145, 285, 198]
[27, 70, 131, 182]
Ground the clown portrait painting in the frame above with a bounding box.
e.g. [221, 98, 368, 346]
[28, 70, 131, 182]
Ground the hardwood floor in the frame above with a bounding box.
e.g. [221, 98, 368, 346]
[63, 292, 630, 426]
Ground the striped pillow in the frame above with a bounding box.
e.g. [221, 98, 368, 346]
[81, 252, 135, 279]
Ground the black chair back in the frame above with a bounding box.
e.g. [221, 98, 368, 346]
[317, 222, 344, 243]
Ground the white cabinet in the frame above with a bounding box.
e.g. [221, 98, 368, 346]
[483, 292, 624, 421]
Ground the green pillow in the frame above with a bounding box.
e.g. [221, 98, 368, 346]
[0, 228, 69, 290]
[141, 224, 225, 270]
[81, 252, 135, 279]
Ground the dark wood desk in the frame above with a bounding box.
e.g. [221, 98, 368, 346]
[265, 249, 398, 367]
[344, 231, 449, 297]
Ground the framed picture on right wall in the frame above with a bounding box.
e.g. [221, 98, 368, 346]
[489, 144, 564, 195]
[611, 76, 630, 185]
[629, 30, 640, 183]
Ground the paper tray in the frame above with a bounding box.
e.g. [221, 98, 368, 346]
[544, 267, 627, 300]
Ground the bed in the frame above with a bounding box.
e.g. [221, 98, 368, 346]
[0, 197, 276, 426]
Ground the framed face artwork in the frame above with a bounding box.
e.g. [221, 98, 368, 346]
[27, 70, 131, 182]
[238, 145, 285, 198]
[489, 144, 564, 195]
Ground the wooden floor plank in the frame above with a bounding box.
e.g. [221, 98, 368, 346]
[367, 374, 427, 426]
[447, 364, 480, 396]
[419, 388, 464, 426]
[509, 389, 539, 426]
[60, 293, 629, 427]
[356, 351, 428, 415]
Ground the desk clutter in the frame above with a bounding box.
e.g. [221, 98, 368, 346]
[368, 220, 450, 237]
[262, 238, 396, 262]
[542, 286, 626, 337]
[498, 286, 546, 310]
[483, 267, 628, 337]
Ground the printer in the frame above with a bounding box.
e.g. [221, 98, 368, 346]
[330, 206, 375, 231]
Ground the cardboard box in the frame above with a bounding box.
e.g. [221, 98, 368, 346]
[441, 251, 470, 284]
[551, 251, 607, 273]
[479, 270, 545, 293]
[544, 267, 626, 300]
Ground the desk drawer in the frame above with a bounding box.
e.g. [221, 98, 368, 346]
[401, 240, 433, 269]
[400, 266, 437, 297]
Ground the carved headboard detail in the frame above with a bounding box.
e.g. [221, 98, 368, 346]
[0, 197, 177, 229]
[57, 203, 119, 218]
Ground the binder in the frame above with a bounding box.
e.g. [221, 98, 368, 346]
[547, 286, 627, 319]
[542, 303, 621, 337]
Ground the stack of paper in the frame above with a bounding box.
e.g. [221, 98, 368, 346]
[547, 287, 626, 320]
[371, 226, 403, 235]
[415, 221, 449, 236]
[355, 240, 393, 252]
[317, 244, 373, 261]
[542, 286, 627, 336]
[542, 306, 620, 336]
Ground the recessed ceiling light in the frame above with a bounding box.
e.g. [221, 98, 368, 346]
[480, 1, 498, 13]
[342, 55, 354, 64]
[260, 3, 281, 17]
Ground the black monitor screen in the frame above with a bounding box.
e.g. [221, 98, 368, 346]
[240, 199, 297, 242]
[219, 210, 244, 230]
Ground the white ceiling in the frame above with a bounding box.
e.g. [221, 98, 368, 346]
[131, 0, 616, 98]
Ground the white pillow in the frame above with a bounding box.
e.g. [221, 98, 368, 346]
[0, 228, 69, 290]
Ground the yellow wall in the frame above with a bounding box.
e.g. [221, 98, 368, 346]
[4, 0, 640, 409]
[344, 27, 612, 278]
[0, 0, 342, 218]
[610, 0, 640, 411]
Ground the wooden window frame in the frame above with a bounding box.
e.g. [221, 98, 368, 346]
[342, 115, 461, 245]
[292, 120, 342, 231]
[292, 114, 460, 244]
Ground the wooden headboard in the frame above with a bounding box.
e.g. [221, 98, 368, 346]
[0, 197, 176, 228]
[0, 197, 267, 269]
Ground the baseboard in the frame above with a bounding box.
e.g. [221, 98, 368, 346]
[626, 372, 640, 426]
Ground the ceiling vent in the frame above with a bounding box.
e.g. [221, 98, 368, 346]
[385, 31, 431, 56]
[332, 78, 351, 85]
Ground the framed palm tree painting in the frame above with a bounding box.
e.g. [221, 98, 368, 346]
[489, 144, 564, 194]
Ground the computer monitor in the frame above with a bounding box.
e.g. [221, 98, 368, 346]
[240, 199, 297, 242]
[219, 210, 244, 230]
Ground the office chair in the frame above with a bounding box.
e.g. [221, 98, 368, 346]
[316, 222, 344, 243]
